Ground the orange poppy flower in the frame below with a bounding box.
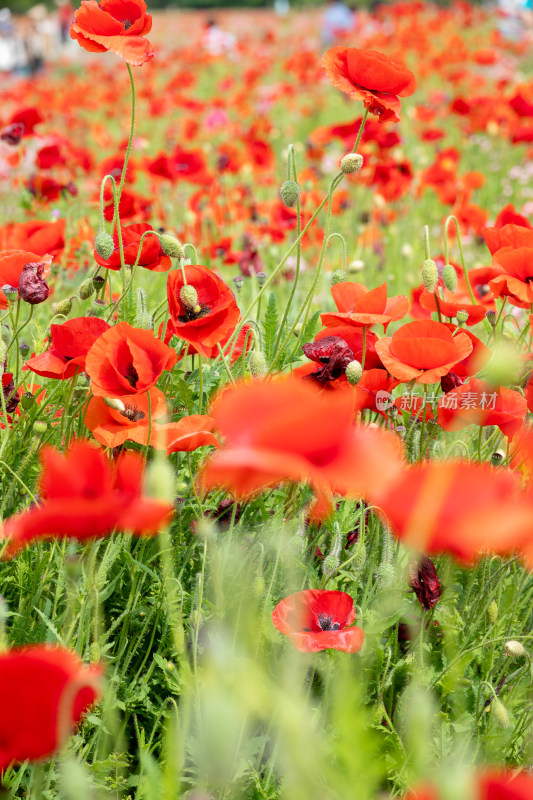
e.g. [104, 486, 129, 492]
[94, 223, 171, 272]
[25, 317, 110, 380]
[321, 282, 409, 330]
[375, 320, 473, 384]
[85, 322, 176, 397]
[481, 223, 533, 255]
[418, 287, 487, 325]
[272, 590, 364, 654]
[438, 378, 527, 439]
[0, 220, 65, 257]
[322, 47, 416, 123]
[164, 414, 220, 454]
[84, 387, 168, 448]
[198, 378, 404, 509]
[490, 246, 533, 307]
[167, 265, 240, 358]
[70, 0, 154, 66]
[0, 250, 51, 309]
[402, 769, 533, 800]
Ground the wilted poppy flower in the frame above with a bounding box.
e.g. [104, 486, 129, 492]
[272, 590, 364, 653]
[490, 247, 533, 307]
[94, 223, 171, 272]
[408, 556, 441, 611]
[438, 378, 527, 439]
[301, 336, 355, 385]
[70, 0, 154, 66]
[25, 317, 110, 380]
[402, 769, 533, 800]
[85, 322, 176, 397]
[0, 645, 102, 771]
[375, 320, 473, 384]
[199, 377, 404, 510]
[0, 123, 24, 146]
[1, 440, 174, 558]
[167, 265, 240, 358]
[18, 261, 50, 305]
[0, 250, 52, 309]
[322, 47, 416, 123]
[1, 373, 19, 414]
[297, 325, 382, 387]
[321, 282, 409, 330]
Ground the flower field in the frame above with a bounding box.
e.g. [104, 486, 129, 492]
[2, 2, 533, 798]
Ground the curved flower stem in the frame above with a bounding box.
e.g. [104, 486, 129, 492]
[443, 215, 477, 306]
[117, 63, 136, 206]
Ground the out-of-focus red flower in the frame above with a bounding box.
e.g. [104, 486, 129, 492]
[375, 320, 473, 384]
[0, 220, 65, 258]
[0, 645, 102, 771]
[167, 265, 240, 358]
[402, 769, 533, 800]
[408, 556, 441, 610]
[438, 378, 527, 439]
[490, 247, 533, 307]
[0, 123, 24, 146]
[321, 282, 409, 330]
[0, 250, 51, 309]
[70, 0, 154, 66]
[85, 322, 176, 397]
[272, 590, 364, 653]
[1, 441, 174, 557]
[25, 317, 110, 380]
[322, 47, 416, 123]
[165, 414, 220, 454]
[94, 223, 171, 272]
[481, 223, 533, 256]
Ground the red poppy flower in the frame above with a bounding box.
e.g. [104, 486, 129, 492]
[481, 223, 533, 255]
[70, 0, 154, 66]
[167, 265, 240, 358]
[321, 282, 409, 330]
[0, 220, 65, 257]
[375, 320, 473, 384]
[0, 645, 102, 771]
[418, 287, 487, 326]
[164, 414, 220, 454]
[1, 440, 173, 558]
[84, 387, 168, 448]
[402, 769, 533, 800]
[322, 47, 416, 123]
[199, 377, 404, 510]
[490, 247, 533, 307]
[94, 223, 171, 272]
[85, 322, 176, 397]
[0, 250, 51, 309]
[272, 590, 364, 653]
[438, 378, 527, 439]
[25, 317, 110, 380]
[376, 460, 533, 563]
[354, 369, 398, 415]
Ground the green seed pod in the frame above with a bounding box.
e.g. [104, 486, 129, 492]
[456, 309, 469, 325]
[279, 180, 300, 208]
[340, 153, 363, 174]
[53, 297, 72, 317]
[179, 284, 200, 312]
[486, 309, 497, 327]
[145, 455, 175, 504]
[103, 397, 126, 411]
[33, 420, 48, 435]
[442, 263, 457, 293]
[94, 231, 115, 260]
[79, 278, 95, 300]
[249, 350, 267, 378]
[331, 269, 347, 285]
[346, 359, 363, 386]
[21, 392, 34, 410]
[159, 234, 185, 260]
[421, 258, 439, 293]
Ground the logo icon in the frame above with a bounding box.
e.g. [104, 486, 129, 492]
[375, 390, 394, 412]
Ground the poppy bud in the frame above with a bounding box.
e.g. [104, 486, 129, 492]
[19, 262, 49, 305]
[256, 271, 267, 288]
[159, 234, 185, 260]
[322, 552, 340, 578]
[293, 323, 303, 337]
[279, 179, 300, 208]
[492, 698, 509, 729]
[79, 279, 95, 300]
[19, 343, 29, 357]
[136, 312, 153, 330]
[421, 258, 438, 293]
[340, 153, 363, 174]
[504, 640, 527, 659]
[179, 285, 201, 314]
[442, 263, 457, 293]
[103, 397, 126, 411]
[486, 309, 497, 327]
[456, 309, 468, 325]
[331, 269, 347, 285]
[249, 350, 267, 378]
[53, 298, 72, 317]
[346, 359, 363, 386]
[33, 420, 47, 435]
[488, 600, 498, 623]
[21, 392, 35, 410]
[375, 563, 396, 588]
[94, 231, 115, 260]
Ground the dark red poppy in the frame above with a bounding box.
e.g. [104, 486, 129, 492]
[167, 265, 240, 358]
[0, 645, 102, 771]
[2, 373, 19, 414]
[70, 0, 154, 66]
[25, 317, 110, 380]
[1, 440, 174, 558]
[408, 556, 441, 611]
[272, 590, 364, 653]
[301, 336, 355, 385]
[85, 322, 176, 397]
[322, 47, 416, 123]
[93, 223, 171, 272]
[18, 261, 50, 305]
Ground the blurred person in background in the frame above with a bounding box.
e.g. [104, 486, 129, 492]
[56, 0, 73, 45]
[321, 0, 355, 47]
[201, 18, 237, 57]
[0, 8, 16, 72]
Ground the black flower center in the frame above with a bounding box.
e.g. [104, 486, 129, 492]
[178, 304, 211, 323]
[317, 613, 340, 632]
[125, 363, 139, 388]
[121, 19, 133, 29]
[120, 405, 145, 422]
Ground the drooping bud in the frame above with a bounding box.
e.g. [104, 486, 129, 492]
[442, 263, 457, 293]
[346, 359, 363, 386]
[504, 640, 527, 659]
[94, 231, 115, 260]
[159, 234, 185, 260]
[331, 269, 347, 285]
[103, 397, 126, 412]
[492, 699, 509, 729]
[19, 342, 29, 357]
[456, 309, 469, 325]
[421, 258, 439, 293]
[279, 180, 300, 208]
[179, 284, 201, 314]
[322, 553, 340, 578]
[33, 420, 47, 435]
[79, 279, 95, 300]
[53, 297, 72, 317]
[488, 600, 499, 624]
[249, 350, 267, 378]
[18, 262, 49, 305]
[340, 153, 363, 174]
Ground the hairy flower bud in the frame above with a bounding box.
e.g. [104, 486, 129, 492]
[488, 600, 498, 624]
[442, 263, 457, 293]
[331, 269, 347, 285]
[249, 350, 267, 378]
[94, 231, 115, 260]
[492, 699, 509, 729]
[346, 359, 363, 386]
[504, 640, 527, 659]
[145, 455, 175, 504]
[179, 284, 200, 313]
[456, 309, 469, 325]
[19, 262, 49, 305]
[136, 312, 153, 330]
[421, 258, 439, 293]
[279, 180, 300, 208]
[159, 234, 185, 260]
[322, 552, 340, 578]
[340, 153, 363, 174]
[33, 420, 48, 435]
[375, 563, 396, 588]
[53, 297, 72, 317]
[79, 278, 95, 300]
